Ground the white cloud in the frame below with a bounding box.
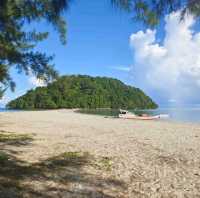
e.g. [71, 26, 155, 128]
[0, 96, 10, 107]
[168, 99, 176, 103]
[130, 11, 200, 104]
[112, 66, 132, 72]
[29, 76, 46, 87]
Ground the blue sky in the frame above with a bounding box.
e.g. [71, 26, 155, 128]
[3, 0, 200, 107]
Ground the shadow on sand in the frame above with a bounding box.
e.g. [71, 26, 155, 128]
[0, 131, 127, 198]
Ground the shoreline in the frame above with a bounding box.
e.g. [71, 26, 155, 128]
[1, 107, 200, 126]
[2, 107, 200, 125]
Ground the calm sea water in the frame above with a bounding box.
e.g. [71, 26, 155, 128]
[0, 108, 20, 112]
[78, 108, 200, 124]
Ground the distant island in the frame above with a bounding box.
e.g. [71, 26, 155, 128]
[7, 75, 158, 109]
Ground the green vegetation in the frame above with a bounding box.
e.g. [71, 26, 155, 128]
[112, 0, 200, 27]
[0, 0, 70, 95]
[94, 156, 113, 171]
[0, 151, 9, 164]
[7, 75, 158, 109]
[0, 131, 33, 146]
[45, 151, 91, 168]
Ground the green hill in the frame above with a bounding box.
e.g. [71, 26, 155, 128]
[7, 75, 158, 109]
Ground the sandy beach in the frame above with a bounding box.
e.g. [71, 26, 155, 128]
[0, 110, 200, 197]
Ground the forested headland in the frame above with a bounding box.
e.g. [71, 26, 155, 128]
[7, 75, 158, 110]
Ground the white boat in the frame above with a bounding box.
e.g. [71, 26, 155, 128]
[118, 109, 169, 120]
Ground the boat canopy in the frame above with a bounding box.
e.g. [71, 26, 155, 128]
[119, 109, 129, 114]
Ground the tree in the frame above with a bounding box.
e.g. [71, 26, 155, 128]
[111, 0, 200, 26]
[0, 0, 71, 95]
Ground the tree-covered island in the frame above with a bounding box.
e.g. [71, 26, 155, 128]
[7, 75, 158, 110]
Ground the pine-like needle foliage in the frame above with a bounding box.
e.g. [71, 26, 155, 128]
[0, 0, 71, 95]
[111, 0, 200, 26]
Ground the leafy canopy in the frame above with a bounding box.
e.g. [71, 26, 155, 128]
[0, 0, 71, 94]
[7, 75, 158, 109]
[111, 0, 200, 26]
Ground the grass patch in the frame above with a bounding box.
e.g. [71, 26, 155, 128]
[44, 151, 91, 168]
[0, 131, 33, 145]
[63, 151, 84, 158]
[0, 151, 9, 164]
[94, 156, 113, 171]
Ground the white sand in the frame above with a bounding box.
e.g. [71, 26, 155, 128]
[0, 109, 200, 197]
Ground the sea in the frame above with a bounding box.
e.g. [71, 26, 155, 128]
[78, 107, 200, 124]
[0, 108, 20, 112]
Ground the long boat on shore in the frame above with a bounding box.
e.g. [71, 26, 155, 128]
[118, 109, 169, 120]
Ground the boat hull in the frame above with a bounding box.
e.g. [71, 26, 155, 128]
[119, 114, 160, 120]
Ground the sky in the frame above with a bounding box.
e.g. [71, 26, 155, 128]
[1, 0, 200, 107]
